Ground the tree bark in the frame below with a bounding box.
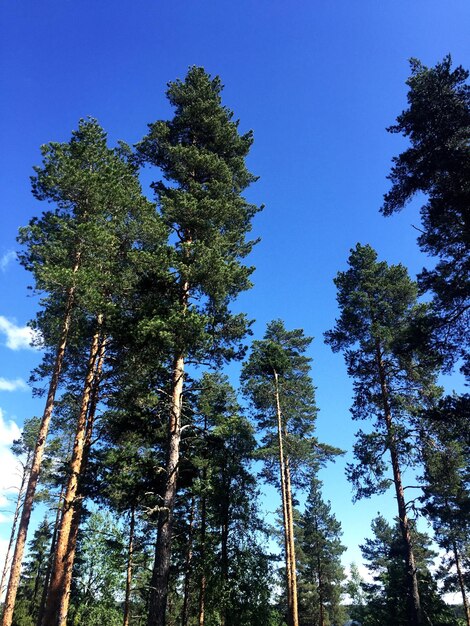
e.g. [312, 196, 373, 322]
[181, 497, 195, 626]
[147, 262, 190, 626]
[273, 369, 296, 626]
[123, 506, 136, 626]
[452, 539, 470, 626]
[220, 471, 229, 626]
[0, 450, 31, 597]
[43, 315, 103, 626]
[375, 339, 422, 626]
[197, 488, 207, 626]
[1, 278, 77, 626]
[284, 458, 299, 626]
[147, 351, 185, 626]
[56, 333, 106, 626]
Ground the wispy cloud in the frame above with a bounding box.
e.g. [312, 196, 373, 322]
[0, 378, 28, 392]
[0, 251, 16, 273]
[0, 316, 38, 351]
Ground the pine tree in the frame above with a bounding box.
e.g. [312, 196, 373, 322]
[2, 118, 155, 626]
[137, 66, 260, 626]
[242, 320, 331, 626]
[420, 395, 470, 626]
[381, 56, 470, 374]
[297, 476, 346, 626]
[325, 244, 441, 626]
[359, 516, 454, 626]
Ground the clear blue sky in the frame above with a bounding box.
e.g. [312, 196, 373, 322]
[0, 0, 469, 578]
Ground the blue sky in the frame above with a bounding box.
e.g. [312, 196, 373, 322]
[0, 0, 469, 583]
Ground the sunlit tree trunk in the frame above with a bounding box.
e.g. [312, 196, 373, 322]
[43, 315, 103, 626]
[56, 333, 106, 626]
[273, 369, 297, 626]
[1, 275, 78, 626]
[0, 450, 31, 597]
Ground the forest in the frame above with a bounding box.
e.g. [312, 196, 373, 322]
[0, 56, 468, 626]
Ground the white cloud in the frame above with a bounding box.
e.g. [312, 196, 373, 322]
[0, 251, 16, 273]
[0, 316, 38, 351]
[0, 378, 28, 392]
[0, 409, 23, 518]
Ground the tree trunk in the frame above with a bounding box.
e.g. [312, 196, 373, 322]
[56, 333, 106, 626]
[43, 315, 103, 626]
[1, 278, 77, 626]
[273, 369, 296, 626]
[123, 506, 136, 626]
[452, 539, 470, 626]
[0, 450, 31, 597]
[375, 340, 422, 626]
[147, 351, 185, 626]
[284, 458, 299, 626]
[220, 474, 229, 626]
[181, 497, 195, 626]
[197, 488, 207, 626]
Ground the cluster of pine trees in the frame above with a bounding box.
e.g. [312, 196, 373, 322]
[0, 56, 468, 626]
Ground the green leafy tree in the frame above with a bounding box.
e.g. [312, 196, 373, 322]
[359, 516, 454, 626]
[296, 477, 346, 626]
[420, 395, 470, 625]
[67, 511, 125, 626]
[325, 243, 441, 626]
[11, 518, 52, 626]
[137, 66, 260, 626]
[381, 56, 470, 374]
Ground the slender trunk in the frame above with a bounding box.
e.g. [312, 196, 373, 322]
[147, 351, 185, 626]
[1, 277, 78, 626]
[123, 506, 136, 626]
[284, 459, 299, 626]
[37, 484, 66, 626]
[147, 264, 189, 626]
[56, 333, 106, 626]
[181, 497, 195, 626]
[220, 476, 229, 626]
[317, 554, 324, 626]
[452, 539, 470, 626]
[43, 316, 103, 626]
[197, 487, 207, 626]
[273, 370, 294, 626]
[0, 451, 31, 596]
[375, 340, 422, 626]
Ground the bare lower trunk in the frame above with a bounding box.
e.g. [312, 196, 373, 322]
[147, 352, 185, 626]
[1, 282, 77, 626]
[375, 340, 422, 626]
[453, 539, 470, 626]
[220, 480, 229, 626]
[273, 370, 295, 626]
[284, 459, 299, 626]
[43, 316, 103, 626]
[123, 507, 136, 626]
[56, 334, 106, 626]
[197, 489, 207, 626]
[0, 451, 30, 596]
[181, 497, 195, 626]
